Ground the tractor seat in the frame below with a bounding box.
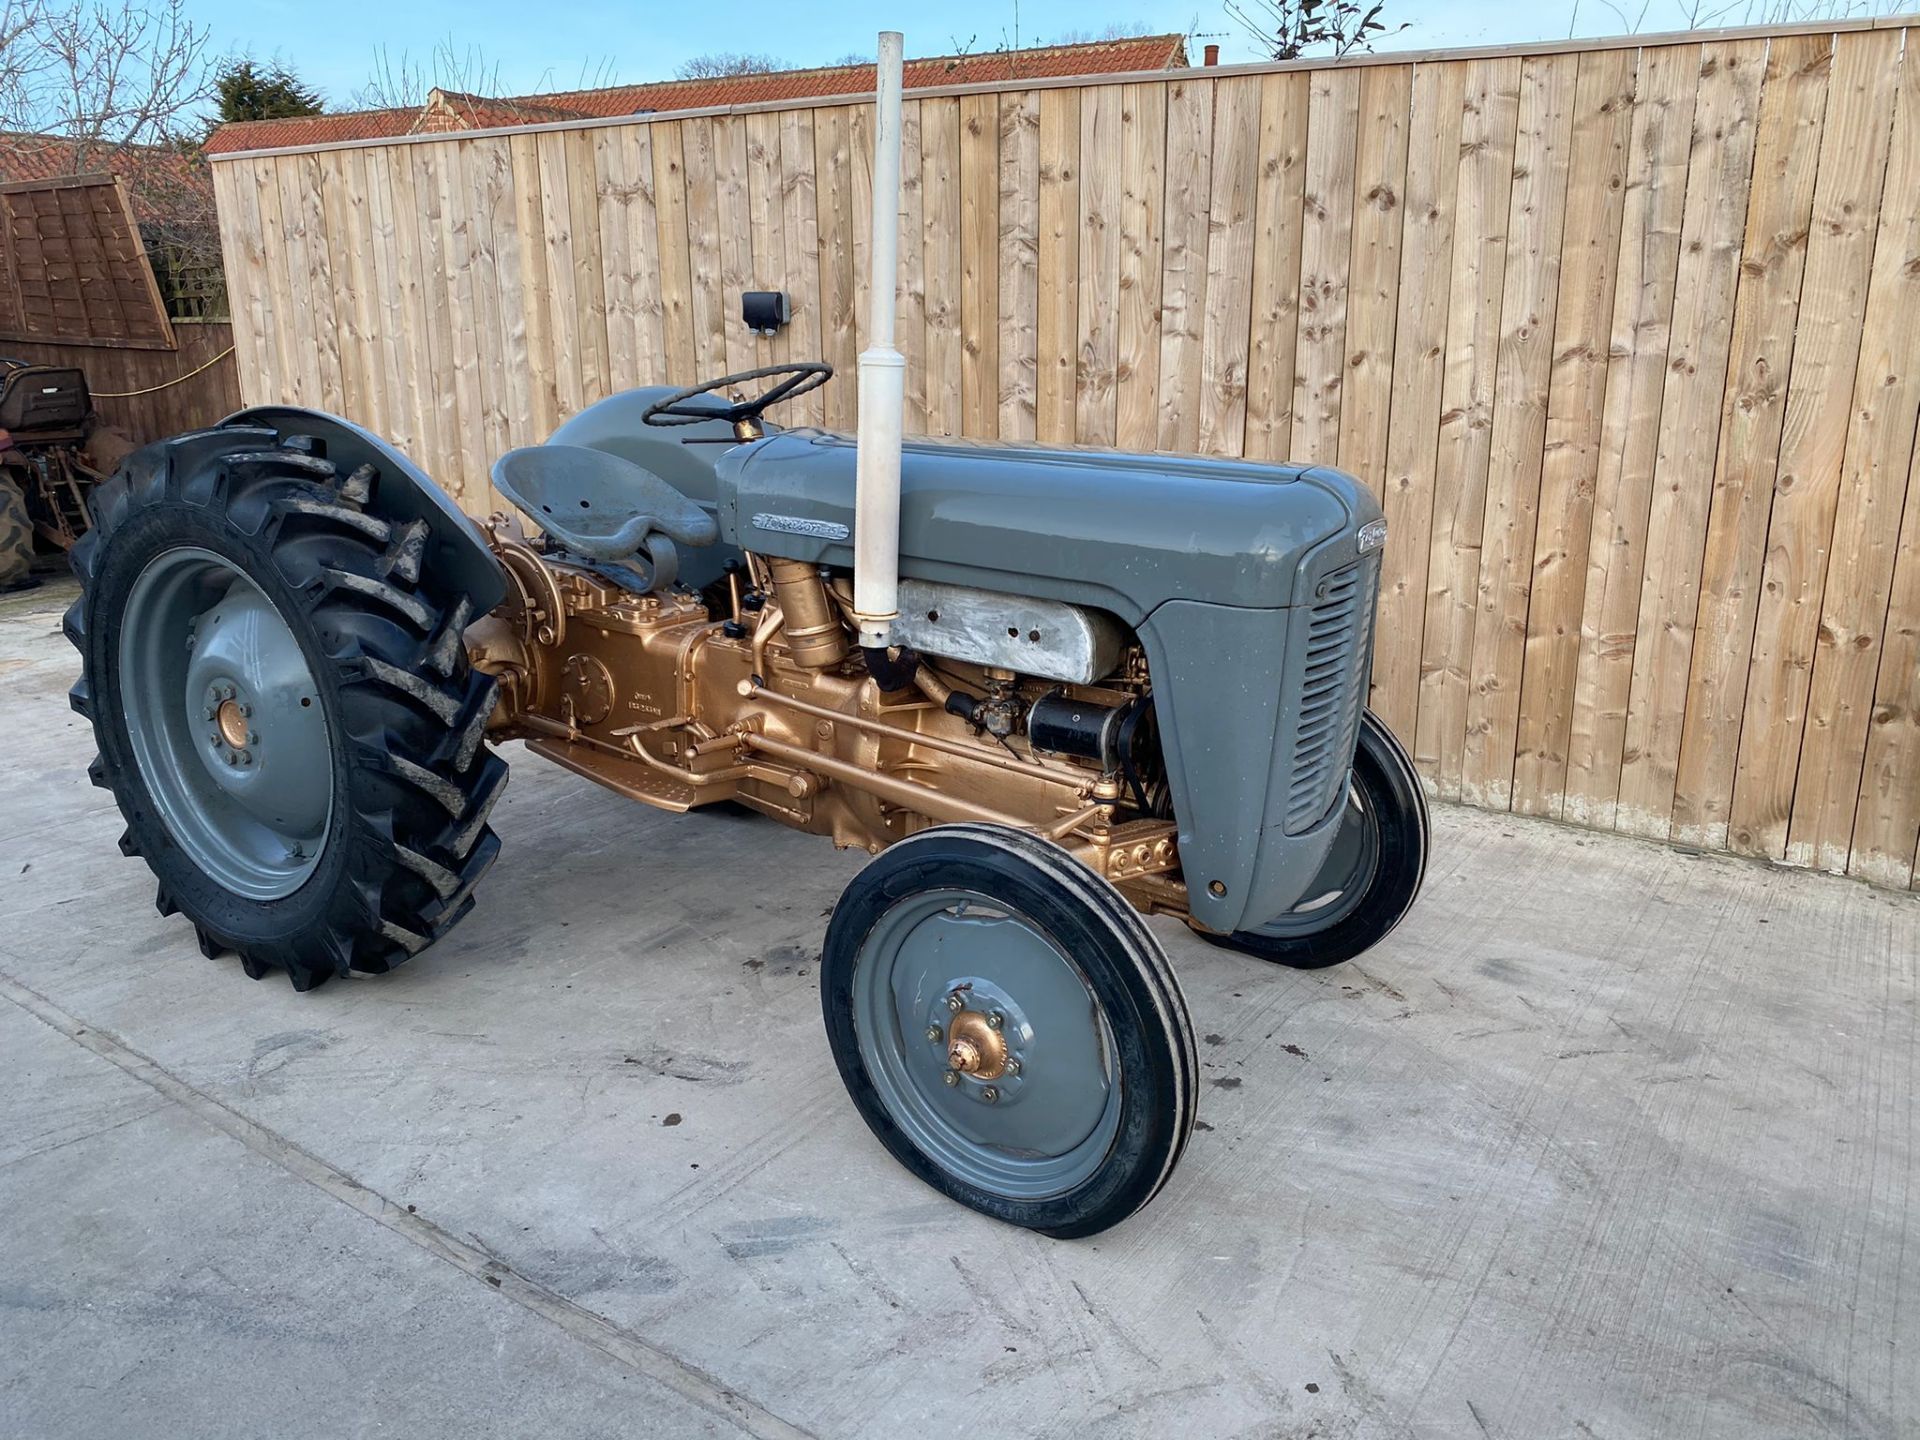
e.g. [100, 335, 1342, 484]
[492, 445, 718, 588]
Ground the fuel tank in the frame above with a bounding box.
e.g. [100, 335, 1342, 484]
[713, 429, 1369, 620]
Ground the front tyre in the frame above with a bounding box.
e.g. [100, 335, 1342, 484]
[822, 823, 1198, 1238]
[1195, 711, 1429, 969]
[67, 426, 507, 990]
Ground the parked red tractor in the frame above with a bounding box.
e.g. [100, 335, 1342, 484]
[0, 361, 133, 590]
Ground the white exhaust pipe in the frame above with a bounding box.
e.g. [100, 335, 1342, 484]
[853, 30, 905, 651]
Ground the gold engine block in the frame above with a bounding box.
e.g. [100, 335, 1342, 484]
[466, 520, 1187, 916]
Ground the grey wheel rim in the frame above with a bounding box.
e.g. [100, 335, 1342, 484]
[119, 546, 333, 901]
[1248, 780, 1380, 938]
[852, 889, 1123, 1200]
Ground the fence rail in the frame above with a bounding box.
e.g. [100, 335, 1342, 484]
[208, 22, 1920, 889]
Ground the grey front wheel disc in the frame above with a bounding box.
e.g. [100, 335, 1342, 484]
[852, 889, 1124, 1201]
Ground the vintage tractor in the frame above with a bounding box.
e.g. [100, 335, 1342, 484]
[0, 360, 135, 590]
[63, 36, 1428, 1237]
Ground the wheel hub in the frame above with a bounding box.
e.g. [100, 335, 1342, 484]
[215, 696, 250, 749]
[944, 1008, 1009, 1080]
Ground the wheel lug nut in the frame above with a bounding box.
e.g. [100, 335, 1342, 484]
[235, 750, 252, 767]
[946, 994, 964, 1012]
[987, 1011, 1004, 1030]
[942, 1071, 959, 1087]
[980, 1087, 998, 1104]
[1004, 1058, 1020, 1076]
[203, 705, 217, 721]
[925, 1025, 943, 1043]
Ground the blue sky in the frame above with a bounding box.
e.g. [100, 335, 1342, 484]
[202, 0, 1789, 108]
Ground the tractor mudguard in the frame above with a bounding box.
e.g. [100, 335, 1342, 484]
[220, 406, 506, 614]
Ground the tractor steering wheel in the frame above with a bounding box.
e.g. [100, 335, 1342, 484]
[640, 362, 832, 433]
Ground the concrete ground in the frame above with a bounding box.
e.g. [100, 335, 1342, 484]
[1, 573, 1915, 1440]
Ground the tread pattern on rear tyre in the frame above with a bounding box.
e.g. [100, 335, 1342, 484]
[66, 424, 507, 991]
[0, 473, 32, 588]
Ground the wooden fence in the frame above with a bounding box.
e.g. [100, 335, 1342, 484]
[207, 17, 1920, 889]
[2, 321, 241, 444]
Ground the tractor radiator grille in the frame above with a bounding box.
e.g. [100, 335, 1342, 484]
[1282, 558, 1377, 835]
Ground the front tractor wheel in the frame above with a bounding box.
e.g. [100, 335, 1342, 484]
[822, 824, 1198, 1238]
[67, 426, 507, 990]
[1196, 710, 1429, 969]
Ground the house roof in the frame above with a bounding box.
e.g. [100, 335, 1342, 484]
[205, 33, 1189, 156]
[0, 131, 211, 227]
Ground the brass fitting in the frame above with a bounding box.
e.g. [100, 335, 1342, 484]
[767, 558, 849, 669]
[945, 1009, 1009, 1080]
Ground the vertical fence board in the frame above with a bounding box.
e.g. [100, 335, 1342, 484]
[465, 137, 514, 473]
[509, 133, 560, 443]
[778, 110, 824, 428]
[1076, 85, 1124, 447]
[1371, 62, 1465, 735]
[1564, 44, 1702, 827]
[1787, 44, 1920, 873]
[849, 103, 874, 363]
[1036, 89, 1080, 445]
[1336, 65, 1412, 494]
[1851, 439, 1920, 888]
[894, 102, 926, 434]
[1668, 33, 1831, 847]
[711, 118, 756, 379]
[1730, 29, 1903, 859]
[920, 98, 962, 437]
[681, 121, 727, 386]
[1615, 40, 1766, 838]
[815, 107, 858, 431]
[1415, 56, 1522, 801]
[272, 155, 322, 407]
[959, 93, 1000, 437]
[599, 124, 662, 394]
[1114, 83, 1165, 451]
[1461, 52, 1579, 811]
[648, 124, 695, 400]
[1156, 77, 1213, 453]
[998, 91, 1040, 441]
[1244, 71, 1310, 464]
[1511, 47, 1637, 816]
[429, 140, 490, 506]
[1292, 69, 1362, 464]
[564, 128, 611, 407]
[1198, 76, 1262, 457]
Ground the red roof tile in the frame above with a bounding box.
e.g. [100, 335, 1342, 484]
[0, 131, 211, 226]
[207, 34, 1188, 155]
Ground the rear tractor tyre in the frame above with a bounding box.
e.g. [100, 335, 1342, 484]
[822, 823, 1198, 1238]
[66, 426, 508, 990]
[1195, 710, 1429, 970]
[0, 473, 33, 590]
